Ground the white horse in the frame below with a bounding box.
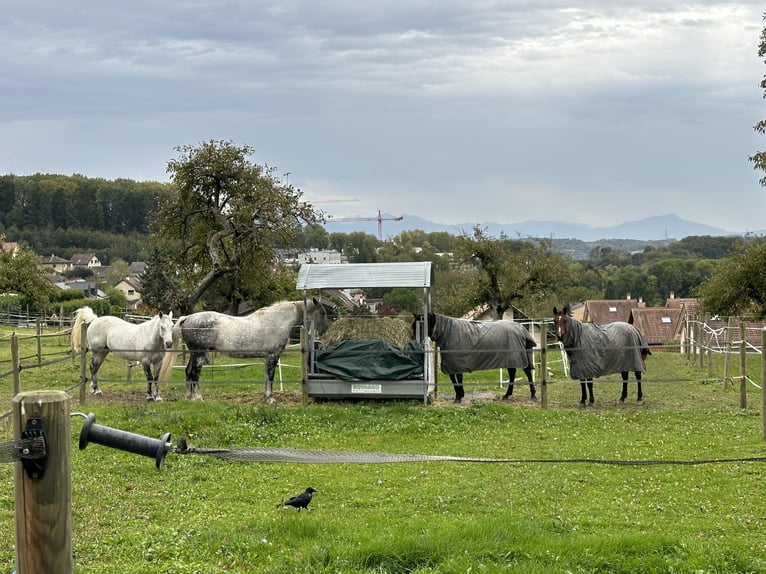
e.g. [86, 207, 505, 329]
[71, 307, 175, 401]
[157, 299, 335, 402]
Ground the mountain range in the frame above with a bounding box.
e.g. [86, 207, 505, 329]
[323, 213, 762, 242]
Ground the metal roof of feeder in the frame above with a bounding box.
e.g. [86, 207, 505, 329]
[296, 262, 433, 290]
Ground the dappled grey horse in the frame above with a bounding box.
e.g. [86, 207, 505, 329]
[553, 306, 651, 406]
[157, 299, 335, 402]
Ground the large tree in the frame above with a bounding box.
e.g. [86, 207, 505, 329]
[697, 239, 766, 318]
[750, 14, 766, 183]
[144, 140, 321, 314]
[453, 226, 569, 319]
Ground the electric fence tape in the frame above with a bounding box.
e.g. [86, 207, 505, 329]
[2, 435, 766, 467]
[172, 440, 766, 466]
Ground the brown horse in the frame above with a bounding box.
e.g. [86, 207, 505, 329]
[413, 312, 536, 403]
[552, 306, 650, 406]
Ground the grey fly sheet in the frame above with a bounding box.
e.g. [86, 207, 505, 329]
[430, 314, 536, 375]
[559, 318, 649, 380]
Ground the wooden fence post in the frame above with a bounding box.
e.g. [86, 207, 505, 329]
[36, 320, 43, 366]
[11, 333, 20, 397]
[739, 323, 747, 409]
[13, 390, 73, 574]
[724, 317, 733, 388]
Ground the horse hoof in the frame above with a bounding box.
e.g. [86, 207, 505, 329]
[637, 399, 644, 405]
[193, 394, 203, 401]
[92, 389, 103, 396]
[530, 396, 537, 402]
[146, 396, 154, 402]
[155, 397, 164, 403]
[587, 402, 595, 409]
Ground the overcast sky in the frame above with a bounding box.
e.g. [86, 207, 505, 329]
[2, 1, 765, 232]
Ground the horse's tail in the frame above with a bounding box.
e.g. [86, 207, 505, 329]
[157, 316, 185, 383]
[70, 306, 98, 352]
[640, 341, 652, 368]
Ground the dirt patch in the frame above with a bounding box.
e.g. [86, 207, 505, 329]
[429, 390, 540, 407]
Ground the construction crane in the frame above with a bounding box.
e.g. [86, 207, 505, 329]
[329, 210, 404, 241]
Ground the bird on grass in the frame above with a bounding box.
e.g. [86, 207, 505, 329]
[277, 487, 316, 511]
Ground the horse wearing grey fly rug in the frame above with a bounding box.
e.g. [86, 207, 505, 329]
[552, 306, 651, 406]
[413, 312, 536, 403]
[157, 299, 334, 402]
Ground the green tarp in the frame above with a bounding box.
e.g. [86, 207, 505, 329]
[315, 339, 424, 381]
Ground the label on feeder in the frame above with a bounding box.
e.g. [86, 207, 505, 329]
[351, 383, 382, 394]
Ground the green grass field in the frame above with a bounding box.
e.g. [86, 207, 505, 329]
[1, 327, 766, 573]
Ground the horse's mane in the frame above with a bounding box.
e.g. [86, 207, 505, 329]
[248, 299, 327, 319]
[250, 300, 300, 316]
[559, 314, 586, 347]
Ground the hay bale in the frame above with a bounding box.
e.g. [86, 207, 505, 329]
[322, 317, 413, 348]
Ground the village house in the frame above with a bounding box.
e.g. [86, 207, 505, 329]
[70, 253, 102, 268]
[40, 255, 72, 274]
[629, 306, 685, 346]
[114, 276, 143, 307]
[582, 298, 646, 325]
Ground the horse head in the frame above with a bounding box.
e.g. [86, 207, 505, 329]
[157, 311, 175, 349]
[552, 306, 570, 341]
[310, 298, 336, 335]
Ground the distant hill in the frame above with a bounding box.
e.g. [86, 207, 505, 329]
[323, 213, 758, 241]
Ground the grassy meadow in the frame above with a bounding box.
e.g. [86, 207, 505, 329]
[1, 326, 766, 573]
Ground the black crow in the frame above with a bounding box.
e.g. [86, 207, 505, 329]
[277, 487, 316, 511]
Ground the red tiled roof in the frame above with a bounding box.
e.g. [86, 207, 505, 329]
[630, 307, 684, 345]
[583, 299, 645, 325]
[665, 297, 700, 317]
